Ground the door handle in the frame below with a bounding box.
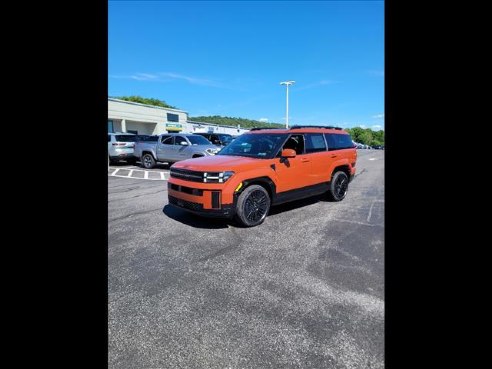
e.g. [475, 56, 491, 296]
[301, 158, 310, 163]
[331, 155, 337, 158]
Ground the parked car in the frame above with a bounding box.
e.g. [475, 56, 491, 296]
[108, 132, 137, 164]
[168, 126, 357, 227]
[194, 132, 234, 147]
[134, 133, 221, 169]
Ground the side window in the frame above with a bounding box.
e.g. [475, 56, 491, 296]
[305, 133, 327, 153]
[174, 136, 187, 145]
[108, 135, 111, 142]
[161, 135, 173, 144]
[325, 133, 354, 150]
[324, 134, 338, 151]
[282, 134, 304, 155]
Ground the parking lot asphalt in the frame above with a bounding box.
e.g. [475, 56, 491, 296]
[108, 149, 384, 369]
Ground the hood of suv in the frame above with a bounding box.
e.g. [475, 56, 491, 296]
[173, 155, 267, 172]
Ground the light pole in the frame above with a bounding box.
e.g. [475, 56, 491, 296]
[280, 80, 295, 128]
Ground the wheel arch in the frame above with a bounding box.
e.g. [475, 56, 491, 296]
[237, 176, 276, 201]
[331, 164, 351, 180]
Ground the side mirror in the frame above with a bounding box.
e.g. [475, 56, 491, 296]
[180, 141, 189, 146]
[281, 148, 296, 158]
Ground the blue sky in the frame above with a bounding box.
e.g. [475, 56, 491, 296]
[109, 1, 384, 130]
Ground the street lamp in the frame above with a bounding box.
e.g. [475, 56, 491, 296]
[280, 80, 295, 128]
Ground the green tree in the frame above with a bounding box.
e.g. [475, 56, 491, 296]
[189, 115, 284, 129]
[114, 95, 178, 109]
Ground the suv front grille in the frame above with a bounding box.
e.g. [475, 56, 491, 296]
[169, 196, 203, 211]
[168, 183, 203, 196]
[170, 168, 204, 182]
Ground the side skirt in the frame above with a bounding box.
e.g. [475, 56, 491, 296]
[272, 181, 330, 205]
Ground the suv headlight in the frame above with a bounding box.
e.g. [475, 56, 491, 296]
[203, 171, 235, 183]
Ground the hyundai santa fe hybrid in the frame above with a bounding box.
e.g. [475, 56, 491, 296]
[167, 126, 357, 227]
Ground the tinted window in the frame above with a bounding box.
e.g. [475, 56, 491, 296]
[305, 133, 326, 153]
[167, 113, 179, 122]
[218, 134, 233, 145]
[115, 135, 136, 142]
[174, 136, 187, 145]
[145, 136, 158, 142]
[161, 135, 173, 144]
[324, 133, 354, 150]
[187, 135, 213, 145]
[108, 135, 111, 142]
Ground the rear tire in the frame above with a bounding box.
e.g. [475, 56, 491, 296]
[235, 185, 271, 227]
[142, 153, 156, 169]
[327, 171, 349, 201]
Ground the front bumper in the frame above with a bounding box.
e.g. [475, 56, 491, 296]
[167, 181, 236, 219]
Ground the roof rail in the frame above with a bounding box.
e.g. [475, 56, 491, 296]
[290, 125, 343, 130]
[249, 127, 282, 131]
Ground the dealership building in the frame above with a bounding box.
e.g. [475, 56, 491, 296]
[108, 98, 250, 136]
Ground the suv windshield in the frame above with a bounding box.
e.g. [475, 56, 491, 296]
[187, 135, 213, 145]
[218, 134, 287, 158]
[115, 135, 136, 142]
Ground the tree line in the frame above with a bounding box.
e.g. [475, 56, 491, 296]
[113, 96, 177, 109]
[112, 95, 383, 145]
[344, 127, 384, 146]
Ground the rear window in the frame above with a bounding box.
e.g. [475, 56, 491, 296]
[187, 135, 213, 145]
[115, 135, 136, 142]
[324, 133, 354, 150]
[218, 134, 233, 144]
[141, 135, 158, 142]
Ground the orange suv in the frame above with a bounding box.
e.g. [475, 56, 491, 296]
[168, 126, 357, 227]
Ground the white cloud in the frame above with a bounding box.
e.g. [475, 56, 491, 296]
[131, 73, 159, 81]
[259, 118, 269, 122]
[371, 125, 383, 130]
[372, 114, 384, 119]
[109, 72, 224, 87]
[359, 124, 366, 129]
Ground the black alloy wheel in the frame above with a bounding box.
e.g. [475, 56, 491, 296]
[328, 171, 349, 201]
[235, 185, 271, 227]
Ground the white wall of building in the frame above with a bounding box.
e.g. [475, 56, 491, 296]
[108, 98, 250, 136]
[108, 98, 188, 135]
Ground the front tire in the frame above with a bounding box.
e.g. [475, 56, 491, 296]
[142, 153, 156, 169]
[328, 171, 349, 201]
[235, 185, 271, 227]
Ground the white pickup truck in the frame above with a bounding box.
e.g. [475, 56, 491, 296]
[134, 133, 221, 169]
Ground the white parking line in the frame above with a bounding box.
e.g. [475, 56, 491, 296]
[110, 174, 167, 181]
[108, 167, 169, 181]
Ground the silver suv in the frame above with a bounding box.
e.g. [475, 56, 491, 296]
[108, 132, 137, 164]
[134, 133, 221, 169]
